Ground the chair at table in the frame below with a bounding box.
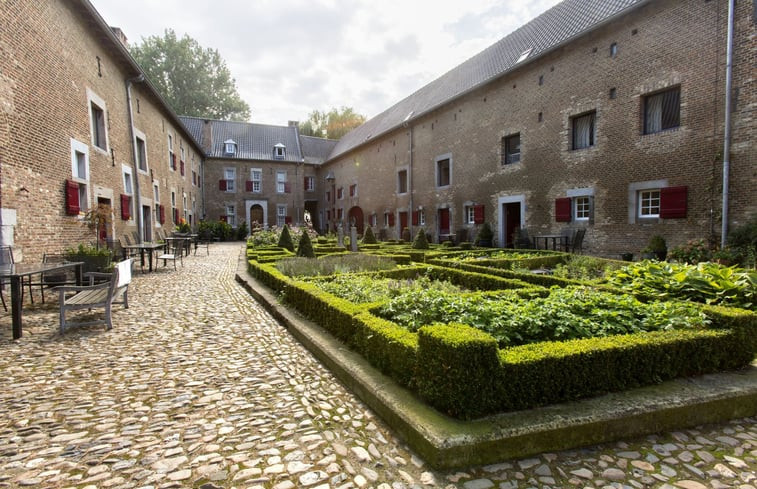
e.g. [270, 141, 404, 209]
[512, 228, 534, 249]
[119, 236, 136, 260]
[195, 229, 212, 256]
[35, 253, 77, 304]
[157, 238, 183, 271]
[0, 246, 14, 311]
[570, 228, 586, 254]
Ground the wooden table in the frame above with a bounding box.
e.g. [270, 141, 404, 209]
[532, 234, 568, 251]
[1, 261, 83, 339]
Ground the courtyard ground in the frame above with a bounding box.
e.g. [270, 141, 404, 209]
[0, 242, 754, 488]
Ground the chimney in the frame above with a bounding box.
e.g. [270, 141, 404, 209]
[202, 120, 213, 155]
[110, 27, 128, 47]
[288, 121, 299, 127]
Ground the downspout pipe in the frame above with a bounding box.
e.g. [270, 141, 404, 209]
[720, 0, 734, 248]
[126, 74, 145, 242]
[405, 122, 413, 237]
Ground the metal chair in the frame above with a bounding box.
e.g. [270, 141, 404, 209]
[512, 228, 534, 249]
[195, 230, 212, 256]
[570, 228, 586, 254]
[157, 239, 183, 271]
[0, 246, 13, 311]
[34, 253, 77, 304]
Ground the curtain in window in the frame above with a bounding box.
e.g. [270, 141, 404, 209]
[645, 89, 680, 133]
[645, 94, 662, 134]
[573, 113, 594, 149]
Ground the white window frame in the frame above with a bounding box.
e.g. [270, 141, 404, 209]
[574, 196, 591, 221]
[70, 138, 90, 213]
[225, 141, 236, 155]
[251, 168, 262, 193]
[276, 204, 287, 227]
[305, 176, 315, 192]
[502, 133, 521, 165]
[418, 209, 426, 226]
[638, 189, 661, 218]
[183, 193, 188, 220]
[224, 167, 236, 192]
[435, 153, 452, 188]
[87, 89, 109, 154]
[122, 164, 134, 220]
[274, 144, 286, 160]
[349, 184, 358, 198]
[167, 134, 175, 171]
[134, 128, 148, 173]
[226, 205, 236, 227]
[276, 171, 287, 194]
[384, 212, 391, 227]
[571, 111, 596, 150]
[153, 181, 161, 226]
[464, 205, 476, 224]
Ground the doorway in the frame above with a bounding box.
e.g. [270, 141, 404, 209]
[438, 208, 450, 241]
[142, 205, 152, 242]
[250, 204, 264, 226]
[498, 195, 525, 248]
[347, 206, 364, 234]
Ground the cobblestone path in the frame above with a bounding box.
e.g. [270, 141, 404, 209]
[0, 243, 754, 488]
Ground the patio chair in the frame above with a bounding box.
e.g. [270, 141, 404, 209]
[0, 246, 13, 311]
[570, 228, 586, 254]
[57, 258, 133, 333]
[195, 229, 212, 255]
[33, 253, 77, 304]
[512, 228, 534, 249]
[157, 238, 183, 270]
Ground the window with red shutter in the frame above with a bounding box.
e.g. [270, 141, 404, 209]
[120, 194, 131, 220]
[180, 160, 185, 176]
[412, 211, 419, 226]
[65, 180, 80, 215]
[173, 208, 179, 224]
[660, 186, 687, 219]
[245, 180, 253, 192]
[555, 197, 572, 222]
[473, 204, 485, 224]
[285, 216, 292, 224]
[159, 204, 165, 224]
[284, 182, 291, 193]
[388, 213, 395, 226]
[219, 179, 227, 191]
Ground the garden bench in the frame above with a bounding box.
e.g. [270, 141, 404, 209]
[57, 258, 133, 333]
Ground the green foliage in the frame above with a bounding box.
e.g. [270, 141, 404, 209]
[214, 220, 234, 241]
[296, 230, 315, 258]
[362, 226, 377, 244]
[65, 243, 112, 258]
[275, 253, 396, 277]
[474, 222, 494, 246]
[411, 227, 429, 249]
[552, 255, 623, 282]
[644, 235, 667, 252]
[727, 215, 757, 267]
[378, 286, 708, 346]
[235, 221, 249, 241]
[299, 106, 366, 139]
[669, 239, 712, 264]
[401, 227, 411, 242]
[131, 29, 250, 121]
[248, 228, 280, 247]
[352, 312, 418, 387]
[607, 261, 756, 310]
[277, 225, 295, 252]
[311, 275, 464, 304]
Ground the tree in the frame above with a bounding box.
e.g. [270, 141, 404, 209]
[300, 106, 366, 139]
[131, 29, 250, 121]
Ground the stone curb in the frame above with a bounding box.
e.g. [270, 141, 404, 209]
[235, 255, 757, 470]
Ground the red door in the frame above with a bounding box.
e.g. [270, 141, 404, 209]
[438, 208, 450, 235]
[399, 211, 408, 231]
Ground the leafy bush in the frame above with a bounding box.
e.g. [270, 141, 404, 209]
[311, 274, 465, 303]
[607, 261, 756, 310]
[235, 221, 249, 240]
[401, 227, 412, 242]
[552, 255, 623, 282]
[668, 239, 712, 264]
[474, 222, 494, 246]
[727, 216, 757, 267]
[296, 230, 315, 258]
[277, 225, 295, 252]
[411, 227, 429, 249]
[362, 226, 377, 244]
[249, 228, 280, 247]
[275, 253, 396, 277]
[377, 286, 708, 346]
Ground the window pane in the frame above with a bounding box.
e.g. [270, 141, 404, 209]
[75, 151, 87, 179]
[639, 190, 661, 217]
[645, 87, 680, 134]
[504, 134, 520, 164]
[437, 159, 450, 186]
[572, 112, 594, 149]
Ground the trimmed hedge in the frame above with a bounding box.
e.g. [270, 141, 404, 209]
[353, 312, 418, 387]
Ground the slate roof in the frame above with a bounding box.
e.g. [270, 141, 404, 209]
[328, 0, 646, 161]
[300, 136, 339, 165]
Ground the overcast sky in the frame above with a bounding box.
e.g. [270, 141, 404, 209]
[90, 0, 562, 126]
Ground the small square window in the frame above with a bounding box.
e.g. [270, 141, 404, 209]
[643, 87, 680, 134]
[639, 189, 661, 218]
[397, 170, 408, 194]
[574, 196, 591, 220]
[502, 133, 521, 164]
[436, 158, 450, 187]
[465, 206, 475, 224]
[610, 42, 618, 57]
[572, 111, 596, 150]
[91, 102, 106, 150]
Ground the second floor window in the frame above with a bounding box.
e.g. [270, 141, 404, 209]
[398, 170, 408, 194]
[224, 168, 235, 192]
[136, 136, 147, 171]
[502, 133, 520, 164]
[436, 158, 450, 187]
[572, 111, 595, 150]
[251, 169, 262, 193]
[305, 176, 315, 192]
[644, 87, 680, 134]
[276, 171, 287, 193]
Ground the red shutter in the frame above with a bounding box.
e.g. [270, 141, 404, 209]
[219, 179, 227, 191]
[120, 194, 131, 220]
[555, 197, 572, 222]
[173, 208, 179, 224]
[660, 186, 687, 219]
[412, 211, 419, 226]
[304, 177, 308, 189]
[65, 179, 80, 215]
[473, 204, 485, 224]
[159, 204, 165, 224]
[284, 182, 291, 193]
[388, 213, 395, 226]
[285, 216, 292, 224]
[245, 180, 253, 192]
[171, 153, 176, 170]
[180, 160, 185, 176]
[220, 215, 227, 223]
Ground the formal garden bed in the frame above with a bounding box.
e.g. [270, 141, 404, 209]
[247, 226, 756, 420]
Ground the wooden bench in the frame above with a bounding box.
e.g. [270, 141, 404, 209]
[57, 258, 133, 333]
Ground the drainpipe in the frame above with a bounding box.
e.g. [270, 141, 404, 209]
[405, 123, 414, 237]
[720, 0, 734, 248]
[126, 74, 145, 241]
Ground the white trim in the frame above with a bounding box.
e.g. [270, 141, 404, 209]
[86, 88, 109, 154]
[133, 127, 149, 174]
[497, 195, 526, 248]
[628, 179, 667, 223]
[435, 153, 452, 188]
[246, 199, 268, 229]
[70, 138, 90, 183]
[566, 187, 595, 198]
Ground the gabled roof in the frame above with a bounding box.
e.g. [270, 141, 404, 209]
[328, 0, 646, 161]
[300, 135, 338, 165]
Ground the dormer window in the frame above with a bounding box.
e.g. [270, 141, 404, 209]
[516, 48, 532, 63]
[224, 139, 237, 156]
[273, 143, 286, 160]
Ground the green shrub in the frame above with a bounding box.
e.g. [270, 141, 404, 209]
[296, 230, 315, 258]
[411, 227, 429, 250]
[235, 221, 249, 241]
[401, 227, 412, 242]
[275, 253, 397, 277]
[352, 312, 418, 387]
[311, 274, 465, 304]
[278, 224, 295, 252]
[474, 222, 494, 247]
[248, 228, 280, 247]
[362, 226, 378, 244]
[668, 238, 712, 264]
[552, 254, 624, 282]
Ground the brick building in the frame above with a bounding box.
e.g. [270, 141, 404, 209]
[1, 0, 204, 263]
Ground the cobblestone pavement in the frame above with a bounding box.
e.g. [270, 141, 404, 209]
[0, 243, 754, 489]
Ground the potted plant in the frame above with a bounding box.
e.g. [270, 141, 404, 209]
[64, 243, 113, 275]
[83, 203, 113, 250]
[475, 222, 494, 247]
[642, 235, 667, 261]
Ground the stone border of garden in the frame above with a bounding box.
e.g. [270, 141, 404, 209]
[235, 254, 757, 470]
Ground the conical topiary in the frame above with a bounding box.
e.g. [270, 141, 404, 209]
[278, 224, 295, 252]
[412, 227, 429, 249]
[297, 231, 315, 258]
[363, 226, 377, 244]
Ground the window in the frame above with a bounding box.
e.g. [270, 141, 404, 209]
[349, 184, 357, 197]
[168, 134, 176, 170]
[572, 111, 595, 150]
[274, 144, 286, 160]
[223, 168, 236, 192]
[502, 133, 521, 164]
[305, 176, 315, 192]
[90, 101, 107, 151]
[277, 205, 287, 227]
[226, 205, 236, 227]
[224, 139, 236, 155]
[337, 208, 344, 220]
[68, 139, 90, 214]
[638, 189, 661, 218]
[465, 206, 476, 224]
[337, 187, 344, 200]
[250, 169, 262, 193]
[644, 87, 680, 134]
[370, 214, 377, 227]
[610, 42, 618, 57]
[153, 182, 161, 225]
[436, 157, 451, 187]
[135, 136, 147, 172]
[183, 193, 188, 221]
[397, 170, 408, 194]
[276, 171, 287, 193]
[122, 165, 134, 220]
[180, 147, 186, 176]
[574, 196, 591, 221]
